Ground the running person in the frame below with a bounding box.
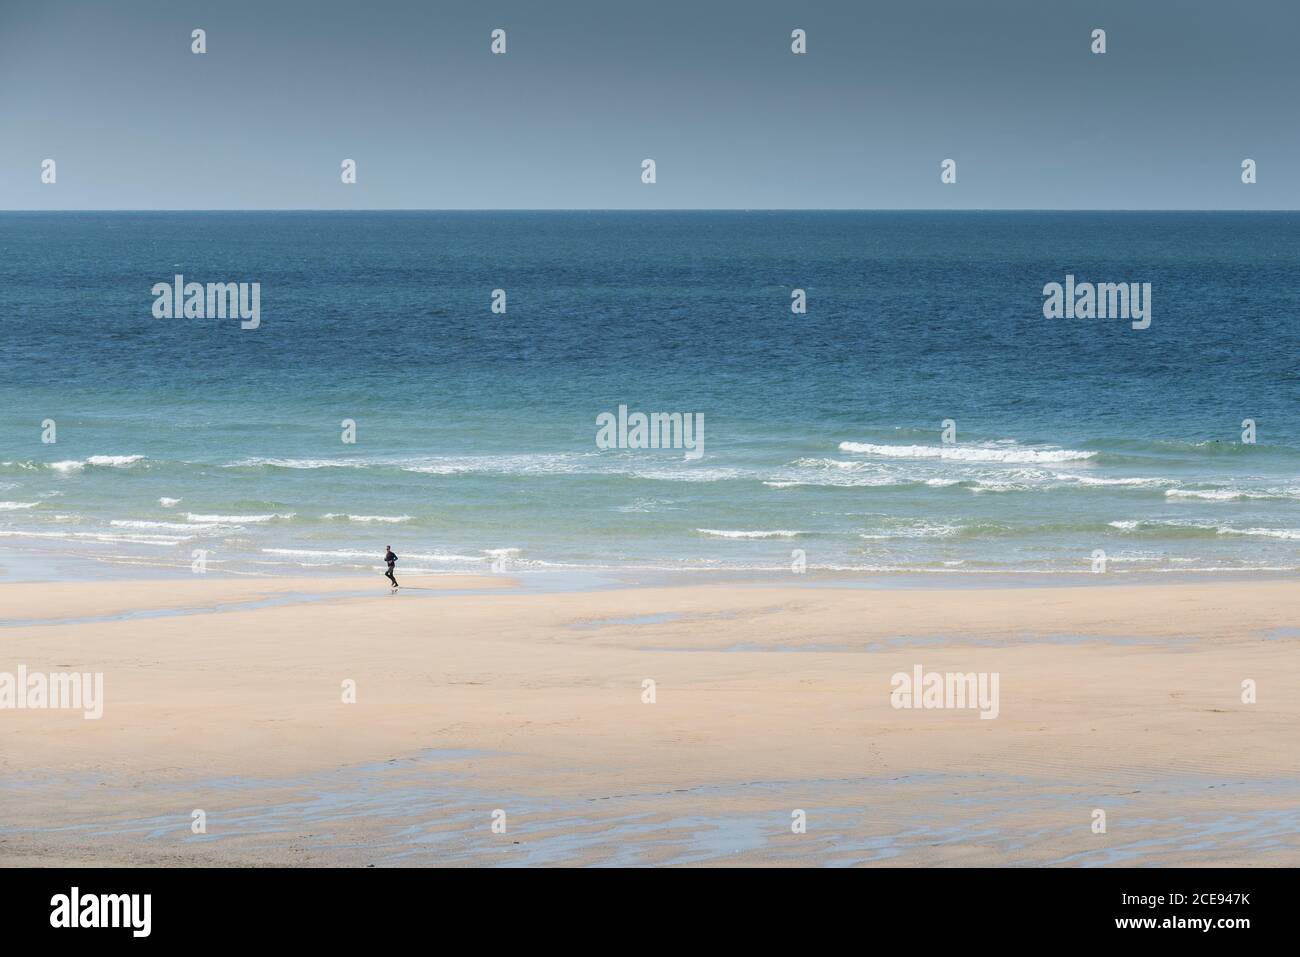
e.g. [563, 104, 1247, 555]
[384, 545, 399, 590]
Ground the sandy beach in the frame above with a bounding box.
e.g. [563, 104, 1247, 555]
[2, 574, 1296, 866]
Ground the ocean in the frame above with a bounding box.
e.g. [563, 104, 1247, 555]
[1, 211, 1297, 579]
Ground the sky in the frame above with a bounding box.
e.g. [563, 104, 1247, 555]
[1, 0, 1297, 209]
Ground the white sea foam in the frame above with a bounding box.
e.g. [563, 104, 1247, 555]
[246, 452, 736, 483]
[43, 455, 145, 474]
[409, 454, 580, 476]
[186, 512, 294, 523]
[1109, 519, 1299, 540]
[111, 519, 226, 531]
[239, 452, 593, 476]
[0, 529, 190, 546]
[970, 480, 1033, 493]
[792, 458, 866, 471]
[233, 457, 370, 469]
[632, 467, 742, 483]
[1060, 474, 1175, 488]
[1107, 519, 1218, 533]
[1220, 526, 1300, 540]
[262, 547, 374, 560]
[1165, 489, 1243, 501]
[322, 513, 412, 524]
[839, 442, 1096, 463]
[401, 463, 477, 475]
[159, 497, 182, 507]
[860, 522, 960, 540]
[1166, 487, 1300, 502]
[765, 457, 950, 490]
[0, 501, 39, 510]
[788, 460, 960, 487]
[697, 528, 805, 539]
[763, 476, 902, 489]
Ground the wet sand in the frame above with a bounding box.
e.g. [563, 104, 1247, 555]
[1, 575, 1297, 866]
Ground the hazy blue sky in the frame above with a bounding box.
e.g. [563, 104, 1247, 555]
[2, 0, 1297, 209]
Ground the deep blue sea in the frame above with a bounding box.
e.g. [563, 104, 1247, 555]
[1, 211, 1297, 578]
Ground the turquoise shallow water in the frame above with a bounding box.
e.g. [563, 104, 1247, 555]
[0, 211, 1297, 578]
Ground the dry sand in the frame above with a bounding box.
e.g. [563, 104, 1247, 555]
[1, 575, 1296, 866]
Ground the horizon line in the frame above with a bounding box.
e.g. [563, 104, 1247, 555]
[3, 208, 1297, 214]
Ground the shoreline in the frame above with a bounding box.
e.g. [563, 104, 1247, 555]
[2, 542, 1297, 592]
